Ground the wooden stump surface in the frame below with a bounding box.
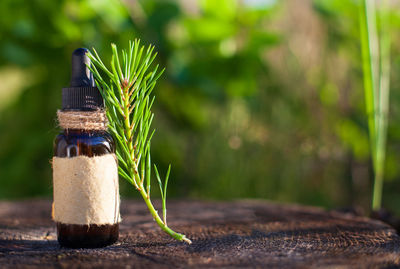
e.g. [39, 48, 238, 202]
[0, 200, 399, 268]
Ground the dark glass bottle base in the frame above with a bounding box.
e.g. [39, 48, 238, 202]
[57, 223, 119, 248]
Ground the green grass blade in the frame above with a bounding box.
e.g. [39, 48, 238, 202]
[360, 0, 392, 210]
[359, 0, 376, 167]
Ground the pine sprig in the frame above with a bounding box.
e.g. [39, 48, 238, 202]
[87, 40, 191, 244]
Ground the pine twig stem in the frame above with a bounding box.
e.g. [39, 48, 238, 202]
[137, 179, 191, 244]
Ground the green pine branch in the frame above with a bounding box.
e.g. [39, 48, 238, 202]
[87, 40, 191, 244]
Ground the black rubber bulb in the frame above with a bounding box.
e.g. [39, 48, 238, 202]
[62, 48, 103, 110]
[70, 48, 95, 87]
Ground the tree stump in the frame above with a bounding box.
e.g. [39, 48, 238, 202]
[0, 200, 399, 268]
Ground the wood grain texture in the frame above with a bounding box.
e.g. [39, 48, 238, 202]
[0, 200, 399, 268]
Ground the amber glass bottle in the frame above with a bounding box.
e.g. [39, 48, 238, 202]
[54, 129, 119, 248]
[53, 48, 119, 248]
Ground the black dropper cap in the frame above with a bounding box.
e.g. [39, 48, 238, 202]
[62, 48, 104, 110]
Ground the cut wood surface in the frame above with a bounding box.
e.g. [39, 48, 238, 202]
[0, 200, 399, 268]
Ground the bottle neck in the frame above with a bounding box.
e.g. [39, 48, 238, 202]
[58, 109, 108, 135]
[63, 129, 106, 135]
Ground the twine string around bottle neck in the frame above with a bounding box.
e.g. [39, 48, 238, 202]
[57, 109, 108, 131]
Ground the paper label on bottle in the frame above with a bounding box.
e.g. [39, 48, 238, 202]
[52, 154, 121, 225]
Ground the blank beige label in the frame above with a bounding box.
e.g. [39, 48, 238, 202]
[52, 154, 120, 225]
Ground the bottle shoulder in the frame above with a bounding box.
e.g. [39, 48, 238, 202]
[54, 129, 115, 157]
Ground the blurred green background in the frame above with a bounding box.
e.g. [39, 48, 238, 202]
[1, 0, 400, 213]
